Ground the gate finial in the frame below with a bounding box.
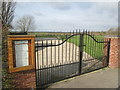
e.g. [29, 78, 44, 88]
[79, 29, 81, 34]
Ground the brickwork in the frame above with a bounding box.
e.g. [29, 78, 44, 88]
[11, 69, 36, 88]
[105, 37, 120, 68]
[109, 37, 120, 68]
[103, 38, 110, 66]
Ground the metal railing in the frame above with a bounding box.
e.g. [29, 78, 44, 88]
[35, 30, 110, 88]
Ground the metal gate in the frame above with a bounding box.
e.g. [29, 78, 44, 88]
[35, 30, 110, 88]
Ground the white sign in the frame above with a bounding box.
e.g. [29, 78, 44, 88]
[15, 40, 29, 67]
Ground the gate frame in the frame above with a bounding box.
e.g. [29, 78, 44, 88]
[35, 31, 110, 88]
[78, 32, 84, 75]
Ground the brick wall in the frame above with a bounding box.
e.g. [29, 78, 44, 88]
[105, 37, 120, 68]
[11, 69, 36, 88]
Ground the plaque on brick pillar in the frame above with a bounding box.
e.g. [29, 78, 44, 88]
[8, 35, 35, 73]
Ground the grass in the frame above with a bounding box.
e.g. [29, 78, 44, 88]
[35, 34, 67, 40]
[36, 35, 57, 38]
[67, 35, 104, 60]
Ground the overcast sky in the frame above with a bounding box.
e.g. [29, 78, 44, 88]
[12, 2, 118, 32]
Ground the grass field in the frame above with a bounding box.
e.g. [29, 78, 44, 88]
[67, 35, 104, 60]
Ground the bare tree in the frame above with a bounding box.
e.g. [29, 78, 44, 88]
[1, 0, 16, 88]
[15, 15, 35, 33]
[107, 27, 118, 35]
[1, 0, 16, 61]
[1, 0, 16, 46]
[1, 0, 16, 26]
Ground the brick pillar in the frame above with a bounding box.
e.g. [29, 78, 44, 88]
[103, 38, 110, 66]
[105, 37, 120, 68]
[108, 37, 120, 68]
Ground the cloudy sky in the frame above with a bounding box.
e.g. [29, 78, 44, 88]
[12, 2, 118, 32]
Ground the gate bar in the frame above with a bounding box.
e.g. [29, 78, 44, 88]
[79, 30, 84, 74]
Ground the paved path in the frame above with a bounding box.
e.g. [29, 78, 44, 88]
[48, 68, 119, 88]
[35, 40, 98, 69]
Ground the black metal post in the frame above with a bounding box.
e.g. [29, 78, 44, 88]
[35, 41, 37, 88]
[107, 40, 110, 66]
[78, 31, 84, 75]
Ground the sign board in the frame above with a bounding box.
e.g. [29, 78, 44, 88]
[15, 40, 29, 67]
[8, 35, 35, 73]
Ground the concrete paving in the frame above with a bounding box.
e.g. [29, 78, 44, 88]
[36, 40, 100, 69]
[48, 68, 119, 88]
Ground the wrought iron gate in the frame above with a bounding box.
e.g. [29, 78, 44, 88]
[35, 31, 110, 88]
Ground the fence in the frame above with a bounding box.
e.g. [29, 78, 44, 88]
[35, 30, 110, 88]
